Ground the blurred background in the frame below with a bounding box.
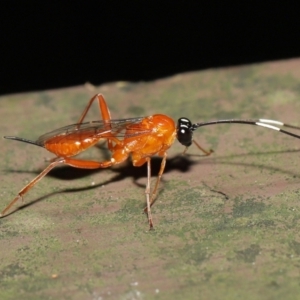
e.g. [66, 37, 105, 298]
[2, 1, 300, 95]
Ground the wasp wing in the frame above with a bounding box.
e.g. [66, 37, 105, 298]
[36, 117, 149, 146]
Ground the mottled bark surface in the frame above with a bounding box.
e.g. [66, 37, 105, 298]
[1, 59, 300, 299]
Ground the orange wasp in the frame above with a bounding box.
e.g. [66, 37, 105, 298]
[2, 94, 300, 229]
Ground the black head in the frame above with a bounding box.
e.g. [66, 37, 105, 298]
[176, 117, 193, 147]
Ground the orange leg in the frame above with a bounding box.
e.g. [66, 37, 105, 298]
[143, 152, 167, 215]
[145, 157, 154, 229]
[182, 140, 214, 156]
[77, 94, 111, 124]
[0, 152, 129, 216]
[150, 152, 167, 207]
[63, 157, 113, 169]
[0, 158, 65, 217]
[192, 140, 214, 155]
[0, 140, 132, 217]
[135, 153, 167, 229]
[77, 94, 114, 150]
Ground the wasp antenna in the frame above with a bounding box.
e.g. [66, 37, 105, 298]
[191, 119, 300, 140]
[257, 118, 300, 130]
[3, 136, 43, 148]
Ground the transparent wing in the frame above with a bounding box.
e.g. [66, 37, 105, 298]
[36, 117, 148, 146]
